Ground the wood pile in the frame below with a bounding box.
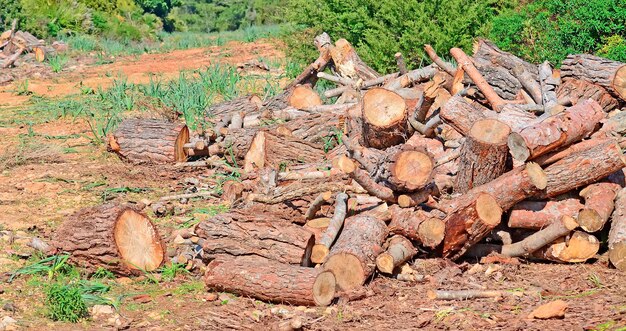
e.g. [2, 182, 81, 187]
[0, 19, 67, 69]
[89, 32, 626, 306]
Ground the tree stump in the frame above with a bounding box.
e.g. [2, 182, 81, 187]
[323, 215, 388, 290]
[560, 54, 626, 101]
[455, 119, 511, 193]
[204, 256, 336, 306]
[53, 203, 165, 275]
[362, 88, 408, 149]
[108, 119, 189, 164]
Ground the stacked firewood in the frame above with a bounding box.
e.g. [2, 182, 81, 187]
[59, 33, 626, 307]
[0, 19, 67, 69]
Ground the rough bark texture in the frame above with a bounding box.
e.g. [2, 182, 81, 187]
[556, 79, 619, 112]
[323, 215, 388, 290]
[533, 138, 610, 166]
[205, 95, 262, 119]
[243, 131, 325, 173]
[508, 199, 584, 230]
[560, 54, 626, 101]
[311, 193, 348, 264]
[578, 182, 621, 232]
[537, 139, 626, 199]
[451, 47, 506, 110]
[279, 111, 345, 145]
[440, 96, 489, 135]
[362, 88, 409, 149]
[330, 38, 380, 81]
[194, 210, 314, 265]
[442, 193, 503, 259]
[53, 203, 165, 275]
[609, 188, 626, 271]
[507, 99, 605, 162]
[387, 205, 446, 248]
[539, 61, 559, 110]
[108, 119, 189, 164]
[204, 256, 336, 306]
[376, 235, 417, 274]
[455, 119, 511, 193]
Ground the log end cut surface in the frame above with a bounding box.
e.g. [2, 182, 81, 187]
[615, 65, 626, 100]
[508, 132, 530, 162]
[313, 271, 337, 306]
[376, 254, 395, 274]
[324, 253, 365, 290]
[471, 119, 511, 145]
[392, 151, 433, 189]
[290, 85, 323, 109]
[477, 194, 503, 227]
[363, 88, 406, 128]
[526, 162, 548, 190]
[114, 209, 165, 271]
[609, 242, 626, 271]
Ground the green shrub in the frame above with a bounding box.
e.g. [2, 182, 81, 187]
[45, 283, 89, 322]
[20, 0, 93, 38]
[488, 0, 626, 65]
[284, 0, 517, 73]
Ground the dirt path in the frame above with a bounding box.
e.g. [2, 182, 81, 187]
[0, 40, 282, 107]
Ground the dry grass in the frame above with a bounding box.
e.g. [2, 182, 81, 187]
[0, 139, 64, 170]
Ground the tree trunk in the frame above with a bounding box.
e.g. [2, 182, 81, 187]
[330, 38, 380, 81]
[537, 139, 626, 199]
[508, 199, 584, 230]
[533, 138, 610, 166]
[362, 88, 408, 149]
[387, 205, 446, 249]
[507, 99, 605, 162]
[108, 118, 189, 164]
[53, 203, 165, 275]
[532, 231, 600, 263]
[442, 193, 503, 259]
[560, 54, 626, 101]
[204, 256, 336, 306]
[440, 96, 489, 135]
[323, 214, 388, 290]
[440, 162, 547, 213]
[194, 210, 314, 265]
[243, 130, 326, 173]
[609, 188, 626, 271]
[455, 119, 511, 193]
[578, 182, 621, 232]
[376, 235, 417, 274]
[556, 79, 619, 112]
[262, 85, 322, 113]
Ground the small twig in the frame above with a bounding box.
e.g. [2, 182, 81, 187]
[160, 191, 218, 201]
[427, 289, 524, 300]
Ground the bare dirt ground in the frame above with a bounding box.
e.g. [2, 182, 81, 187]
[0, 40, 624, 331]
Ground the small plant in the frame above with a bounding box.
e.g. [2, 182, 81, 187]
[45, 283, 89, 322]
[15, 80, 32, 96]
[9, 254, 71, 282]
[91, 267, 115, 280]
[48, 55, 68, 73]
[587, 272, 604, 289]
[159, 263, 189, 282]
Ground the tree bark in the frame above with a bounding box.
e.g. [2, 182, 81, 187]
[205, 95, 262, 119]
[556, 79, 619, 112]
[387, 205, 446, 248]
[537, 139, 626, 199]
[539, 61, 559, 110]
[512, 65, 542, 104]
[560, 54, 626, 101]
[455, 119, 511, 193]
[532, 231, 600, 263]
[609, 188, 626, 271]
[330, 38, 380, 81]
[508, 199, 584, 230]
[507, 99, 605, 162]
[323, 214, 388, 290]
[204, 256, 336, 306]
[262, 85, 322, 113]
[194, 210, 314, 265]
[442, 193, 503, 259]
[451, 47, 506, 110]
[311, 193, 349, 264]
[384, 64, 438, 91]
[243, 130, 325, 173]
[108, 118, 189, 164]
[362, 88, 409, 149]
[578, 182, 621, 232]
[376, 235, 417, 274]
[53, 203, 165, 275]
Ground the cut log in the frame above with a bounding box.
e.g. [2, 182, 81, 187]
[387, 205, 446, 248]
[455, 119, 511, 193]
[376, 235, 417, 274]
[532, 231, 600, 263]
[440, 96, 488, 135]
[286, 32, 333, 89]
[206, 95, 262, 119]
[53, 203, 165, 275]
[442, 193, 503, 259]
[539, 61, 559, 110]
[424, 44, 456, 76]
[330, 38, 380, 81]
[243, 131, 325, 173]
[384, 64, 438, 91]
[537, 139, 626, 199]
[508, 199, 584, 230]
[507, 99, 605, 162]
[533, 138, 610, 166]
[362, 88, 408, 149]
[512, 65, 542, 104]
[262, 85, 322, 113]
[108, 119, 189, 164]
[609, 188, 626, 271]
[578, 182, 621, 232]
[560, 54, 626, 101]
[311, 192, 349, 264]
[323, 214, 388, 290]
[440, 162, 547, 213]
[204, 256, 336, 306]
[194, 210, 314, 265]
[305, 191, 333, 220]
[395, 52, 408, 75]
[451, 47, 506, 110]
[304, 217, 330, 242]
[556, 79, 618, 112]
[278, 111, 345, 145]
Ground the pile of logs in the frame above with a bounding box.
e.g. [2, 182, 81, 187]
[0, 19, 67, 69]
[65, 33, 626, 307]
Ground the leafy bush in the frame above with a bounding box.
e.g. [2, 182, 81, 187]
[284, 0, 517, 73]
[488, 0, 626, 65]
